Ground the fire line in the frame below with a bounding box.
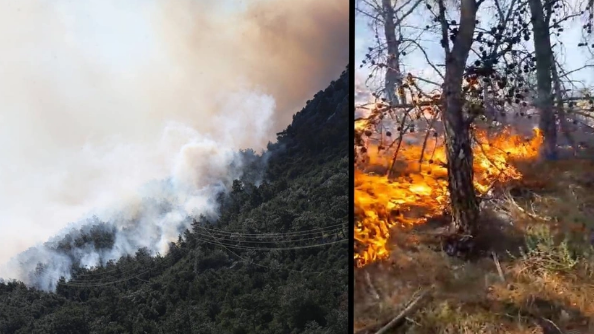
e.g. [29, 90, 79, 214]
[354, 126, 543, 267]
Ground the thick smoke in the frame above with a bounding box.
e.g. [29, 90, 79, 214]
[0, 0, 348, 290]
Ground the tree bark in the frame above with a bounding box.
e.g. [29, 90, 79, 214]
[527, 0, 557, 160]
[441, 0, 480, 238]
[443, 100, 480, 236]
[382, 0, 406, 105]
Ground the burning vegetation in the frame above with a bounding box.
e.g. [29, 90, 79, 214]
[354, 99, 544, 267]
[353, 94, 594, 333]
[354, 0, 594, 330]
[353, 82, 594, 333]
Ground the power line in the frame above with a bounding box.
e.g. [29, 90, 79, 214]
[200, 224, 347, 276]
[62, 256, 173, 288]
[193, 227, 347, 244]
[56, 224, 347, 287]
[66, 224, 346, 279]
[62, 235, 347, 287]
[193, 222, 347, 237]
[200, 236, 348, 251]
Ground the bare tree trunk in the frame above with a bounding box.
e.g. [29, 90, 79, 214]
[441, 0, 480, 239]
[382, 0, 406, 105]
[527, 0, 557, 160]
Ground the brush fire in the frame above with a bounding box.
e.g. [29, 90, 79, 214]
[354, 106, 544, 267]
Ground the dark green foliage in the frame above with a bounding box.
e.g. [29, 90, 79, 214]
[0, 67, 349, 334]
[55, 222, 117, 253]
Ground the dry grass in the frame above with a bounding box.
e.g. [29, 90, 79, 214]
[354, 159, 594, 334]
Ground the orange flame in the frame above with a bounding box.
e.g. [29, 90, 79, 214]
[354, 127, 543, 267]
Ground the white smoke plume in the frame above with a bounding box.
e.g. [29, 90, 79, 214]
[0, 0, 348, 291]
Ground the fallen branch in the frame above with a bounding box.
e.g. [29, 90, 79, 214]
[354, 286, 434, 334]
[491, 251, 506, 283]
[507, 195, 550, 221]
[375, 287, 434, 334]
[365, 271, 381, 301]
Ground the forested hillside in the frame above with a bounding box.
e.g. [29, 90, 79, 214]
[0, 66, 349, 334]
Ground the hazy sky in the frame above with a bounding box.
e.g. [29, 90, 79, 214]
[0, 0, 348, 265]
[355, 1, 594, 101]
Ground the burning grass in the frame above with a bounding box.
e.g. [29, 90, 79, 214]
[354, 158, 594, 334]
[355, 125, 543, 267]
[354, 115, 594, 332]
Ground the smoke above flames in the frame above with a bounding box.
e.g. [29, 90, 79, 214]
[0, 0, 348, 290]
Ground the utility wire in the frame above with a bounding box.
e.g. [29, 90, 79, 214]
[192, 222, 347, 237]
[66, 227, 342, 282]
[201, 224, 347, 276]
[59, 226, 347, 286]
[62, 257, 173, 287]
[199, 235, 348, 251]
[194, 228, 347, 244]
[63, 224, 347, 279]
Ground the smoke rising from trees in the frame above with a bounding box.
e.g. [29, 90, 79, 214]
[0, 0, 348, 289]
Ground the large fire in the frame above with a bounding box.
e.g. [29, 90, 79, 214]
[354, 122, 544, 267]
